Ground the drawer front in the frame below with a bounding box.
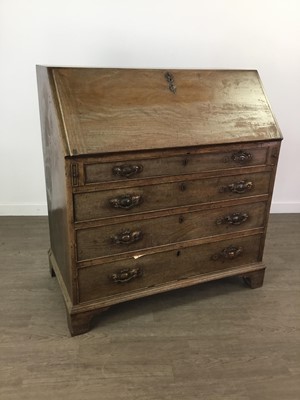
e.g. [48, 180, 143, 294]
[76, 201, 267, 261]
[78, 234, 262, 303]
[74, 171, 271, 222]
[84, 147, 268, 184]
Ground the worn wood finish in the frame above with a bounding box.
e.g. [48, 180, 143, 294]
[76, 201, 267, 261]
[76, 228, 265, 270]
[74, 171, 271, 222]
[78, 234, 263, 303]
[73, 163, 273, 194]
[243, 268, 266, 288]
[67, 307, 109, 336]
[37, 67, 282, 336]
[1, 215, 299, 400]
[36, 67, 74, 302]
[52, 68, 282, 155]
[84, 145, 268, 185]
[74, 195, 270, 230]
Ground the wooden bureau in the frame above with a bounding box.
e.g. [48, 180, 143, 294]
[36, 67, 282, 336]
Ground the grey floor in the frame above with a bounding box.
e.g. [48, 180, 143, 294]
[0, 215, 299, 400]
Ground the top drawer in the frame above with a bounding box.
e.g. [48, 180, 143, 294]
[82, 146, 268, 185]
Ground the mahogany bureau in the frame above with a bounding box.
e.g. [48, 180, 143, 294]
[36, 67, 282, 336]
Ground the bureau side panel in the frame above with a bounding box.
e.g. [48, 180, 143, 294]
[36, 66, 75, 303]
[258, 141, 282, 260]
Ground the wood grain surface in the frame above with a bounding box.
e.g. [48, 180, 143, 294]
[36, 67, 75, 301]
[76, 201, 267, 261]
[0, 215, 299, 399]
[36, 66, 282, 338]
[83, 145, 268, 184]
[78, 234, 262, 303]
[74, 171, 271, 222]
[51, 68, 282, 155]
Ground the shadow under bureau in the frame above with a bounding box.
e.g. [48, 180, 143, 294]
[37, 67, 282, 336]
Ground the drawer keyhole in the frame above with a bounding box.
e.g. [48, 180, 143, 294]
[176, 250, 181, 257]
[180, 183, 187, 191]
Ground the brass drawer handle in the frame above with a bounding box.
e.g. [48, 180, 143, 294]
[109, 194, 142, 209]
[110, 267, 143, 283]
[231, 151, 253, 163]
[112, 164, 143, 178]
[111, 229, 143, 245]
[211, 245, 243, 261]
[216, 212, 249, 226]
[219, 180, 253, 194]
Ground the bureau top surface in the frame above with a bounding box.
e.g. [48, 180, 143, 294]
[45, 67, 282, 156]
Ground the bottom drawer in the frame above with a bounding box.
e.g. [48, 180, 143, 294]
[78, 235, 262, 303]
